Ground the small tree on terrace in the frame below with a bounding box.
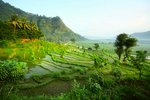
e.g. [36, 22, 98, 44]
[94, 43, 99, 50]
[131, 50, 147, 79]
[70, 38, 76, 43]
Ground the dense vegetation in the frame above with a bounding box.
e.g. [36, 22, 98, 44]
[0, 15, 43, 40]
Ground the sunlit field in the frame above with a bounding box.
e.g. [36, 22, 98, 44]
[0, 40, 150, 100]
[0, 0, 150, 100]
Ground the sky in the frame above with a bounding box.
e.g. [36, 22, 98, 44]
[3, 0, 150, 39]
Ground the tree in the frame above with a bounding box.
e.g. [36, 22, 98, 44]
[115, 48, 124, 60]
[9, 14, 20, 33]
[30, 22, 38, 31]
[70, 38, 76, 43]
[114, 33, 128, 60]
[114, 33, 137, 61]
[82, 46, 86, 54]
[131, 50, 147, 79]
[94, 43, 99, 50]
[124, 38, 137, 60]
[20, 17, 30, 30]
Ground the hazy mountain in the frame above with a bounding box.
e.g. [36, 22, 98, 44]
[0, 0, 86, 41]
[131, 31, 150, 40]
[130, 31, 150, 44]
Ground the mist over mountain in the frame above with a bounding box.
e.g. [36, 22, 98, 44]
[130, 31, 150, 44]
[0, 0, 86, 41]
[131, 31, 150, 40]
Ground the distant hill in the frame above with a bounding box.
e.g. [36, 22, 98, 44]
[131, 31, 150, 40]
[130, 31, 150, 44]
[0, 0, 86, 42]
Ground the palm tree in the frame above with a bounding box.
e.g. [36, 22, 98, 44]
[20, 17, 30, 30]
[30, 22, 38, 31]
[9, 14, 20, 33]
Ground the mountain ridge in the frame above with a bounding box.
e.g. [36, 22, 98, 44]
[0, 0, 86, 41]
[130, 31, 150, 40]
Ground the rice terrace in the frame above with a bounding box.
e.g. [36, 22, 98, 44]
[0, 0, 150, 100]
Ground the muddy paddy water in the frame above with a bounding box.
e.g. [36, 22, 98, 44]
[19, 79, 85, 96]
[20, 80, 72, 96]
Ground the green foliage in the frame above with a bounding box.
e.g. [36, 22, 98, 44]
[114, 33, 128, 60]
[115, 33, 128, 48]
[0, 15, 43, 40]
[115, 47, 124, 60]
[0, 20, 15, 40]
[0, 24, 149, 100]
[68, 73, 117, 100]
[0, 60, 27, 82]
[52, 72, 61, 78]
[0, 85, 16, 100]
[59, 45, 66, 58]
[70, 38, 76, 43]
[114, 33, 137, 61]
[118, 85, 148, 100]
[93, 53, 108, 68]
[124, 38, 137, 60]
[94, 43, 99, 50]
[111, 67, 122, 80]
[69, 80, 87, 100]
[0, 40, 9, 47]
[131, 50, 147, 79]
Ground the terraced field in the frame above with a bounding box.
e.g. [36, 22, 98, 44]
[24, 50, 94, 80]
[1, 41, 149, 99]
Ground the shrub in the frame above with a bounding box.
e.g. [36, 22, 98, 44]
[131, 50, 147, 79]
[0, 60, 27, 82]
[103, 78, 116, 88]
[69, 80, 87, 100]
[52, 72, 61, 78]
[0, 40, 9, 47]
[30, 74, 42, 83]
[60, 70, 66, 75]
[79, 69, 86, 75]
[111, 67, 122, 80]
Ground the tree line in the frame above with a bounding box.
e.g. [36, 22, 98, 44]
[0, 14, 43, 40]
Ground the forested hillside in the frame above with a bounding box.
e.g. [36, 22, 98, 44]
[0, 0, 86, 42]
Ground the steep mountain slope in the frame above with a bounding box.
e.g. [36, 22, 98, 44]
[0, 0, 86, 41]
[131, 31, 150, 40]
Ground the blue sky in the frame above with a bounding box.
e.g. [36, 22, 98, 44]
[3, 0, 150, 39]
